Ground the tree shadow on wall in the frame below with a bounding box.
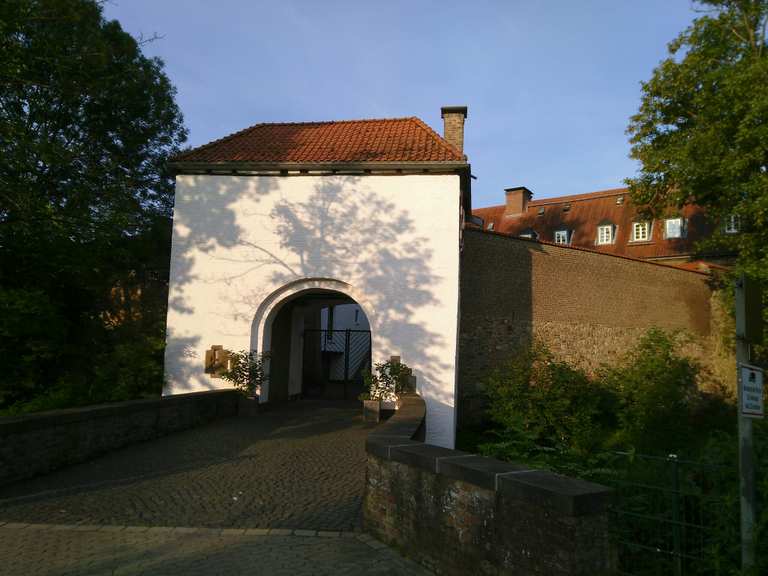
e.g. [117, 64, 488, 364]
[227, 176, 451, 405]
[164, 174, 280, 392]
[167, 173, 453, 408]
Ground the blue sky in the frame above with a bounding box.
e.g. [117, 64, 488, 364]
[104, 1, 699, 207]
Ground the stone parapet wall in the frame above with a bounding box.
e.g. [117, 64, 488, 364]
[364, 394, 614, 575]
[0, 390, 239, 487]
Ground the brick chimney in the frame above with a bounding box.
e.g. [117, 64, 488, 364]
[504, 186, 533, 217]
[441, 106, 468, 154]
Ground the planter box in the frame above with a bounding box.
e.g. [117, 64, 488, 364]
[363, 399, 381, 423]
[237, 396, 259, 417]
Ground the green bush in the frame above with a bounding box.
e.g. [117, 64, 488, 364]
[474, 328, 766, 575]
[601, 328, 701, 455]
[481, 342, 617, 469]
[479, 329, 725, 465]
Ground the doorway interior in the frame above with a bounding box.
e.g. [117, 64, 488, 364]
[266, 290, 371, 402]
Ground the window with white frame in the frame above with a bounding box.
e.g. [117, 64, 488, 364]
[554, 229, 570, 244]
[664, 217, 685, 239]
[632, 221, 651, 242]
[597, 224, 614, 245]
[724, 214, 740, 234]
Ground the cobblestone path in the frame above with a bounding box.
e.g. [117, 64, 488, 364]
[0, 401, 430, 575]
[0, 401, 368, 529]
[0, 522, 430, 575]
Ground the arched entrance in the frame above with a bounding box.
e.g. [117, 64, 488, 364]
[252, 279, 375, 403]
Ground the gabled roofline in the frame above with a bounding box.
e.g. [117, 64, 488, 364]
[473, 187, 630, 213]
[173, 116, 466, 164]
[170, 160, 470, 175]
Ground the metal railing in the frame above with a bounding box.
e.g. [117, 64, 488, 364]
[303, 329, 371, 399]
[589, 452, 738, 576]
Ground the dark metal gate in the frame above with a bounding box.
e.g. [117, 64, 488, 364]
[302, 329, 371, 399]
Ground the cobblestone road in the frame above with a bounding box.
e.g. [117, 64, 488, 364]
[0, 522, 430, 576]
[0, 401, 430, 575]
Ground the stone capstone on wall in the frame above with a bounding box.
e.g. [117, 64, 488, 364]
[0, 390, 239, 487]
[364, 394, 615, 575]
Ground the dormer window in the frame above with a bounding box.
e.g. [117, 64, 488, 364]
[631, 221, 651, 242]
[597, 224, 614, 245]
[616, 196, 624, 205]
[487, 222, 494, 231]
[537, 206, 545, 216]
[664, 217, 686, 239]
[562, 203, 571, 213]
[724, 214, 740, 234]
[519, 228, 538, 240]
[554, 229, 571, 245]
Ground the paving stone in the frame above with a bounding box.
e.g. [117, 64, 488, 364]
[0, 401, 432, 575]
[98, 525, 126, 532]
[1, 522, 29, 530]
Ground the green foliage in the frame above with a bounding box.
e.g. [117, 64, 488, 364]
[0, 1, 187, 413]
[601, 328, 701, 454]
[360, 359, 413, 402]
[627, 0, 768, 346]
[482, 342, 618, 466]
[474, 330, 767, 574]
[478, 330, 728, 472]
[221, 350, 268, 398]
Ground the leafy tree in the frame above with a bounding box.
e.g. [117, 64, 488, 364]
[627, 0, 768, 284]
[0, 0, 187, 411]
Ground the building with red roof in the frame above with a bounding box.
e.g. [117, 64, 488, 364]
[163, 105, 728, 438]
[472, 186, 734, 269]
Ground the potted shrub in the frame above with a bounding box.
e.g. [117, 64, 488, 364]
[359, 358, 413, 422]
[221, 350, 268, 417]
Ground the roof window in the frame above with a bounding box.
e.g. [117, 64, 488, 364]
[554, 230, 571, 245]
[519, 228, 539, 240]
[562, 203, 571, 212]
[664, 217, 686, 239]
[631, 221, 652, 242]
[597, 224, 614, 245]
[537, 206, 545, 216]
[616, 196, 624, 205]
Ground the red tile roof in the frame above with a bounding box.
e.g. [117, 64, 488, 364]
[472, 187, 714, 260]
[173, 117, 465, 164]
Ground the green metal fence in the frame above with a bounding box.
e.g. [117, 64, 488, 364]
[590, 452, 738, 576]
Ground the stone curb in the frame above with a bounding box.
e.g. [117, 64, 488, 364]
[0, 521, 388, 548]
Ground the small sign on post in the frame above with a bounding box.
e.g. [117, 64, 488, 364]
[740, 363, 764, 419]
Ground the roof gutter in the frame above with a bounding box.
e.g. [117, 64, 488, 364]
[169, 160, 470, 175]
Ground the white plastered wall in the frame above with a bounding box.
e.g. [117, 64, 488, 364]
[163, 174, 461, 448]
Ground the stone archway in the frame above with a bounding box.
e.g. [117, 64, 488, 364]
[251, 278, 376, 402]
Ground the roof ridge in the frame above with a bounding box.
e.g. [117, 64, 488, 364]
[529, 187, 629, 206]
[473, 187, 630, 212]
[174, 116, 449, 162]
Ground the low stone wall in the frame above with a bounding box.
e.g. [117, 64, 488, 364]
[0, 390, 239, 487]
[364, 394, 614, 575]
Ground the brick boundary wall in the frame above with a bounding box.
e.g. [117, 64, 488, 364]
[0, 390, 239, 488]
[363, 394, 615, 575]
[459, 228, 728, 425]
